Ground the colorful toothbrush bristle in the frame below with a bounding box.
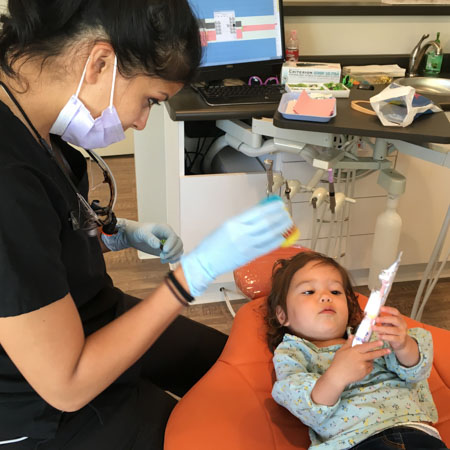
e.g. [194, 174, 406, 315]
[259, 195, 300, 248]
[281, 225, 301, 248]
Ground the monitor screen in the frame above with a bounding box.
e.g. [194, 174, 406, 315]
[188, 0, 285, 82]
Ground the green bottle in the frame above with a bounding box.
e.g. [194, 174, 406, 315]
[424, 32, 443, 76]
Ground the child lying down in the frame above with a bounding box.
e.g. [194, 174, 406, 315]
[265, 251, 447, 450]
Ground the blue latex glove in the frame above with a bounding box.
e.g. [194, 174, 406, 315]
[101, 218, 183, 264]
[181, 197, 293, 297]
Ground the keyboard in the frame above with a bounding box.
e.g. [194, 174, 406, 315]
[195, 84, 286, 106]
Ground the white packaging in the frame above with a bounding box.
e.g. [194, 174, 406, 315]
[342, 64, 405, 78]
[352, 252, 402, 347]
[285, 82, 350, 98]
[281, 61, 341, 84]
[370, 83, 442, 127]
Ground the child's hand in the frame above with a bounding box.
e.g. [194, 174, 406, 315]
[373, 306, 419, 367]
[311, 337, 390, 406]
[373, 306, 408, 351]
[329, 336, 390, 386]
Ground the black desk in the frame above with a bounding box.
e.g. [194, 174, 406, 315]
[274, 88, 450, 145]
[166, 86, 278, 121]
[167, 85, 450, 145]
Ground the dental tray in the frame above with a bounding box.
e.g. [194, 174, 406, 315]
[278, 92, 337, 123]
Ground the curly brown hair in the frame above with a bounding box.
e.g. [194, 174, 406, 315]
[265, 251, 364, 353]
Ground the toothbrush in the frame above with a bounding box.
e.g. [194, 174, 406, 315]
[260, 195, 300, 248]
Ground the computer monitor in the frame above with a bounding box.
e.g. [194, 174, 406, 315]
[188, 0, 285, 83]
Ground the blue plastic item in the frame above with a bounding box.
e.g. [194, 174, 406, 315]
[278, 92, 337, 122]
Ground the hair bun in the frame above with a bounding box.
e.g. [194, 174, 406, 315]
[5, 0, 87, 40]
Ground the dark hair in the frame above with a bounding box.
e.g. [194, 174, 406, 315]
[0, 0, 201, 83]
[265, 251, 364, 353]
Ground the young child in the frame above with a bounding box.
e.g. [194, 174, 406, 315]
[265, 251, 447, 450]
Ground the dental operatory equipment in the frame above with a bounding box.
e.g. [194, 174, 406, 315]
[264, 159, 274, 196]
[284, 181, 292, 215]
[263, 154, 357, 260]
[352, 252, 402, 347]
[285, 179, 302, 216]
[328, 169, 336, 214]
[262, 166, 301, 247]
[326, 169, 337, 255]
[208, 117, 404, 313]
[308, 170, 356, 260]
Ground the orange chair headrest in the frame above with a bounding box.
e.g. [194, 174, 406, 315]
[233, 246, 308, 299]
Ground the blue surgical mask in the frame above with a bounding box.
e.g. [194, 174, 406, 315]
[50, 56, 126, 149]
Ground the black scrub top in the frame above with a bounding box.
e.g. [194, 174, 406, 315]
[0, 101, 130, 441]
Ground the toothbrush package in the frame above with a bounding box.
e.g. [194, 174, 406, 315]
[370, 83, 442, 127]
[352, 252, 402, 347]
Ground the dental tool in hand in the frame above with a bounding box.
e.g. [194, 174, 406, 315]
[352, 252, 402, 347]
[260, 196, 300, 248]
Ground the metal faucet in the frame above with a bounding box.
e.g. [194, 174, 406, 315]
[408, 33, 442, 77]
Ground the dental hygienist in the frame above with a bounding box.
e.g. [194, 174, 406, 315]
[0, 1, 293, 449]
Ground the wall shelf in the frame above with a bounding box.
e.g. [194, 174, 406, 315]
[283, 1, 450, 16]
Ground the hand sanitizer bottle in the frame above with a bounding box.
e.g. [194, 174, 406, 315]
[424, 32, 443, 76]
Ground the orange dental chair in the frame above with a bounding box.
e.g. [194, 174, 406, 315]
[165, 247, 450, 450]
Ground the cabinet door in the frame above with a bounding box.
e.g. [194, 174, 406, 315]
[180, 173, 267, 252]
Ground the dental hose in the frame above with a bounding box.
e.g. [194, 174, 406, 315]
[328, 169, 336, 214]
[311, 198, 318, 250]
[325, 169, 336, 256]
[312, 203, 326, 251]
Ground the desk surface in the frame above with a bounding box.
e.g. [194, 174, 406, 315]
[274, 88, 450, 145]
[167, 85, 450, 145]
[166, 86, 278, 121]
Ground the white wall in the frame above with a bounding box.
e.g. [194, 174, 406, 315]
[0, 0, 6, 12]
[284, 15, 449, 56]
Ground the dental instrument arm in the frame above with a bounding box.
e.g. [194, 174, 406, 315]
[265, 159, 274, 196]
[327, 169, 336, 214]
